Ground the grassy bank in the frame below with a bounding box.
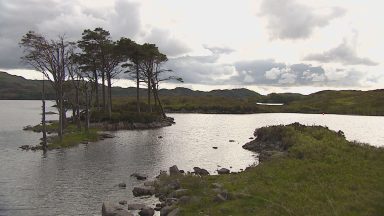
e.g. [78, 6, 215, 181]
[23, 122, 104, 150]
[157, 123, 384, 215]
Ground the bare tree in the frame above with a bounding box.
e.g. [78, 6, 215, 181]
[20, 31, 74, 141]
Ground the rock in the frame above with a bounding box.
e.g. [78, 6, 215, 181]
[158, 136, 163, 139]
[217, 168, 230, 174]
[167, 180, 181, 190]
[212, 146, 218, 149]
[179, 170, 185, 174]
[132, 186, 155, 197]
[156, 202, 166, 208]
[119, 200, 127, 205]
[211, 183, 223, 188]
[139, 207, 155, 216]
[214, 193, 227, 202]
[19, 145, 31, 150]
[118, 183, 126, 188]
[102, 202, 133, 216]
[144, 180, 157, 187]
[169, 165, 180, 175]
[178, 196, 191, 204]
[101, 133, 115, 139]
[249, 137, 254, 139]
[168, 208, 180, 216]
[229, 140, 235, 142]
[127, 203, 146, 210]
[170, 189, 189, 198]
[193, 167, 210, 176]
[131, 173, 147, 180]
[154, 206, 162, 211]
[165, 198, 179, 206]
[160, 206, 176, 216]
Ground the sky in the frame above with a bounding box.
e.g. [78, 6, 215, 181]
[0, 0, 383, 94]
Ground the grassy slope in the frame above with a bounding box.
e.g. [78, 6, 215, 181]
[162, 124, 384, 216]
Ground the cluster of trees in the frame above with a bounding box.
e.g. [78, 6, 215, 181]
[20, 27, 181, 149]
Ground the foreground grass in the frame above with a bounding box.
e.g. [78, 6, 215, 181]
[162, 124, 384, 216]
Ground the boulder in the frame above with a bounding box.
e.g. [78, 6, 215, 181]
[127, 203, 146, 210]
[211, 183, 223, 188]
[214, 193, 227, 202]
[168, 208, 180, 216]
[131, 173, 147, 180]
[102, 202, 133, 216]
[212, 146, 218, 149]
[132, 186, 155, 197]
[170, 189, 189, 198]
[119, 200, 127, 205]
[118, 183, 126, 188]
[193, 167, 210, 176]
[139, 207, 155, 216]
[169, 165, 180, 175]
[229, 140, 235, 142]
[167, 180, 181, 190]
[217, 168, 230, 175]
[178, 196, 191, 204]
[160, 206, 176, 216]
[144, 180, 157, 187]
[165, 198, 179, 206]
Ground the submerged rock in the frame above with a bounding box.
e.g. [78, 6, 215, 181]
[139, 207, 155, 216]
[118, 183, 126, 188]
[127, 203, 146, 210]
[102, 202, 133, 216]
[131, 173, 147, 180]
[132, 186, 155, 197]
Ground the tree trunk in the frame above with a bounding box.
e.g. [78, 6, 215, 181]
[107, 73, 112, 119]
[75, 87, 81, 130]
[136, 64, 140, 113]
[151, 78, 166, 118]
[93, 70, 99, 109]
[85, 87, 89, 133]
[41, 78, 47, 150]
[101, 70, 106, 112]
[147, 78, 152, 112]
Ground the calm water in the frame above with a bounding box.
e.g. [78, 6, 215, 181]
[0, 100, 383, 216]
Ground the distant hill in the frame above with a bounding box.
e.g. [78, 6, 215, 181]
[0, 72, 56, 99]
[1, 71, 384, 115]
[0, 71, 264, 100]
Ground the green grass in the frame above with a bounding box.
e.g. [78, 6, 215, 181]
[159, 124, 384, 216]
[47, 128, 99, 149]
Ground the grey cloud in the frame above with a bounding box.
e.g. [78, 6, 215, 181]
[0, 0, 142, 69]
[203, 45, 235, 55]
[150, 53, 365, 87]
[304, 39, 378, 66]
[259, 0, 346, 40]
[165, 55, 234, 84]
[144, 28, 191, 57]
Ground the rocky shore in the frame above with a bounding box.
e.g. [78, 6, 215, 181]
[101, 164, 239, 216]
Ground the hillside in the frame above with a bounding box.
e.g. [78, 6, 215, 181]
[1, 71, 384, 116]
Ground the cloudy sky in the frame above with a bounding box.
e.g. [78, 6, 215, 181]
[1, 0, 383, 94]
